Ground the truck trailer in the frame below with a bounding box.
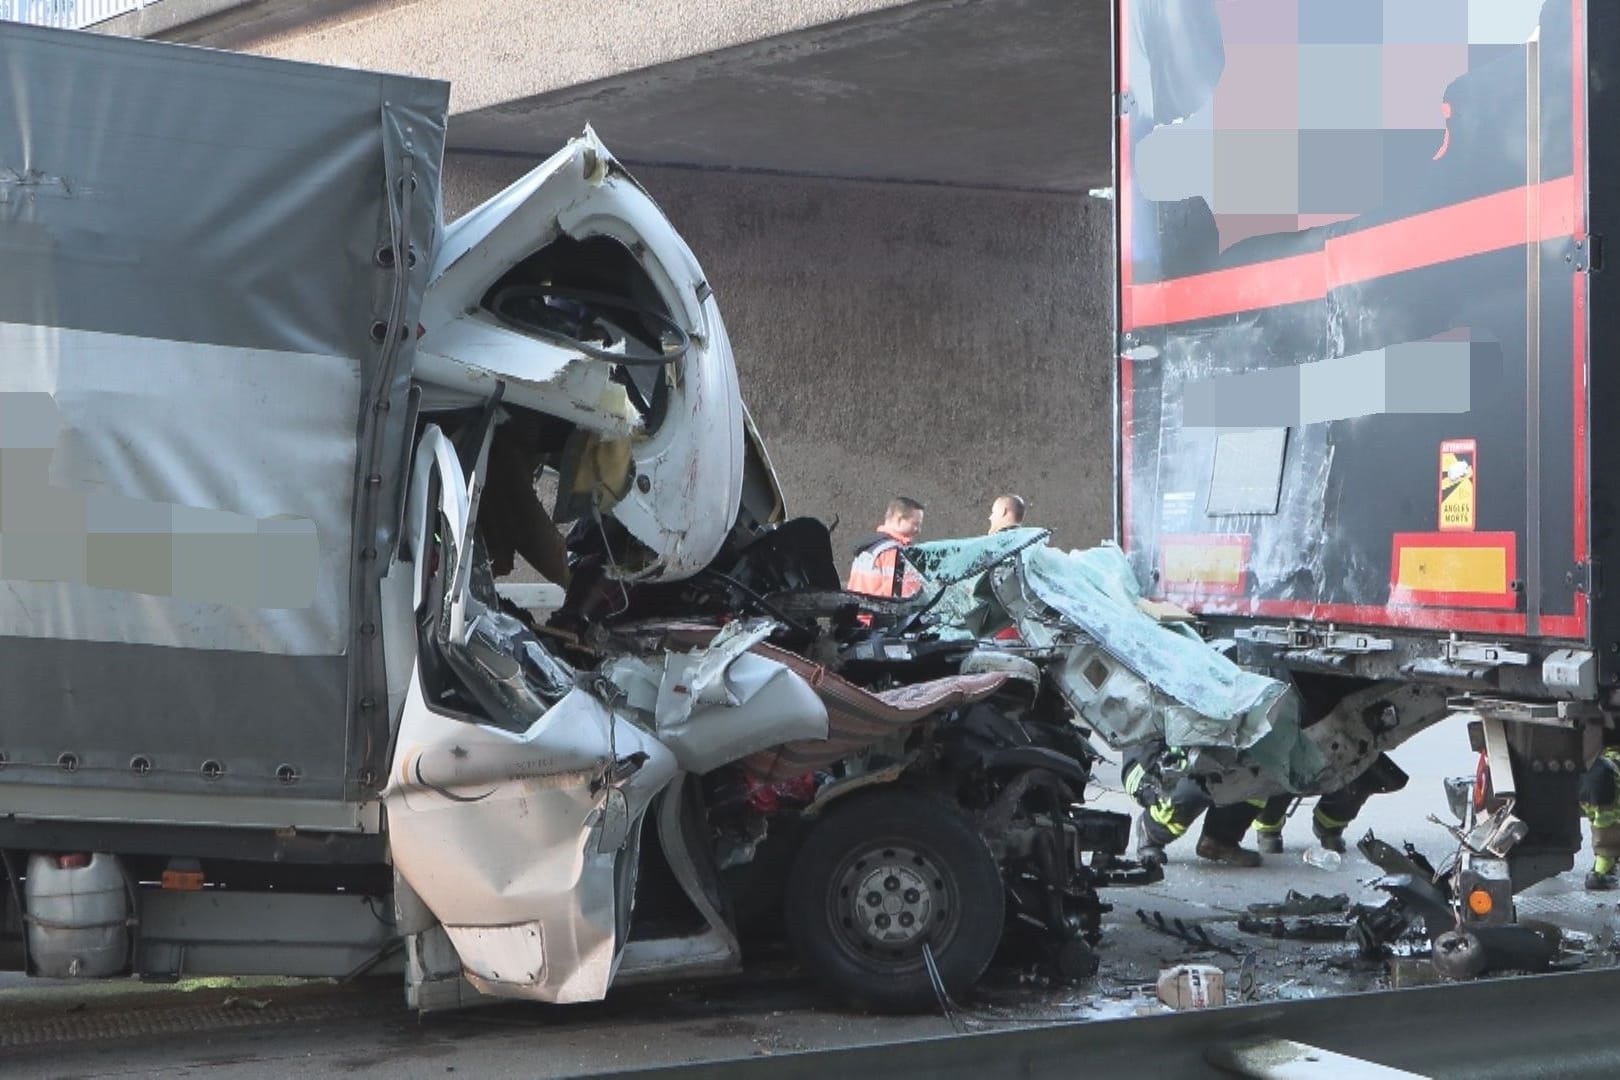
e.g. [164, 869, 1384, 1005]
[1115, 0, 1611, 935]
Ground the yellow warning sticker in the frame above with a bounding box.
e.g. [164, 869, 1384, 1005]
[1439, 438, 1476, 532]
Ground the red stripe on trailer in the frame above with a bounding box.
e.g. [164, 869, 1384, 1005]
[1125, 177, 1580, 331]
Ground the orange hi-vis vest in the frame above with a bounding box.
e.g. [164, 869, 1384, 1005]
[846, 531, 923, 599]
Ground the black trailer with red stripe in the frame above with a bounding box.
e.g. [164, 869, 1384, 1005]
[1115, 0, 1611, 895]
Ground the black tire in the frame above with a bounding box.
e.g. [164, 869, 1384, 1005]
[784, 789, 1005, 1012]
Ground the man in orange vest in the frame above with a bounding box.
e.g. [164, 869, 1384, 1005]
[846, 497, 926, 598]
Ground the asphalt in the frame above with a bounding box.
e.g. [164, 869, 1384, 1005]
[2, 719, 1616, 1077]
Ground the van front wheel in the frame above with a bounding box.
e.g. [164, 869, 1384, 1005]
[784, 790, 1004, 1012]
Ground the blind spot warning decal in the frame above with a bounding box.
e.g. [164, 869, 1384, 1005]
[1439, 438, 1477, 532]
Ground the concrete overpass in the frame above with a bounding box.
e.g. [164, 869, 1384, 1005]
[95, 0, 1118, 546]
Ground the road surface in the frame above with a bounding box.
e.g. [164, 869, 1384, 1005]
[2, 718, 1615, 1077]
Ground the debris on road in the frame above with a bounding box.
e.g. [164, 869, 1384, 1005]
[1237, 915, 1356, 943]
[1155, 965, 1226, 1010]
[1135, 910, 1246, 957]
[1246, 891, 1352, 919]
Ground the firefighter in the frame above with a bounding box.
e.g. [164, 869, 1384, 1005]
[1578, 745, 1620, 891]
[1250, 754, 1409, 855]
[1124, 744, 1265, 868]
[846, 497, 926, 599]
[987, 493, 1027, 534]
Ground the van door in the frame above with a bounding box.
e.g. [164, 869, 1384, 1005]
[384, 424, 678, 1003]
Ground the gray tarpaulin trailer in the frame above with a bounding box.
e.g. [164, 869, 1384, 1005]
[0, 26, 445, 827]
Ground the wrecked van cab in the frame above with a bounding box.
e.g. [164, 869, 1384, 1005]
[413, 127, 744, 583]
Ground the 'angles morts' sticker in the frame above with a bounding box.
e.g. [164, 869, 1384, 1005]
[1439, 439, 1476, 532]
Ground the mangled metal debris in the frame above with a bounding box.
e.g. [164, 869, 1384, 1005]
[1135, 909, 1246, 958]
[1316, 830, 1574, 981]
[1236, 891, 1362, 944]
[1238, 916, 1358, 944]
[1246, 891, 1352, 919]
[904, 532, 1321, 796]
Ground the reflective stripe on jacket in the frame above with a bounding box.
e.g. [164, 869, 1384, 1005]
[846, 535, 922, 598]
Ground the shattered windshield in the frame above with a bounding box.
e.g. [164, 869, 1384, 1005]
[904, 527, 1051, 586]
[901, 528, 1052, 639]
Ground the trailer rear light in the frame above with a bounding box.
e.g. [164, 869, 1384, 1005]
[1467, 889, 1494, 917]
[54, 853, 90, 870]
[1474, 751, 1489, 812]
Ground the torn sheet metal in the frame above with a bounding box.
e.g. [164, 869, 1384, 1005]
[642, 622, 1008, 781]
[416, 128, 743, 583]
[404, 426, 472, 615]
[384, 669, 677, 1003]
[1204, 681, 1448, 805]
[660, 619, 780, 721]
[388, 412, 684, 1003]
[1022, 543, 1303, 756]
[908, 532, 1309, 783]
[603, 620, 829, 776]
[927, 533, 1321, 793]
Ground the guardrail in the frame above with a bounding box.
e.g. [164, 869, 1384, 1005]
[0, 0, 153, 29]
[614, 966, 1620, 1079]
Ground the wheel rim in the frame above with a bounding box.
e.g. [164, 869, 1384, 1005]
[828, 842, 958, 967]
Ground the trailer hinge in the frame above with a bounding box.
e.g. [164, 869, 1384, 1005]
[1233, 623, 1313, 649]
[1566, 559, 1600, 597]
[1318, 627, 1395, 655]
[1443, 635, 1531, 668]
[1234, 623, 1392, 654]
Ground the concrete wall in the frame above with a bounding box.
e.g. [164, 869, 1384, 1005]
[242, 0, 912, 115]
[445, 154, 1116, 550]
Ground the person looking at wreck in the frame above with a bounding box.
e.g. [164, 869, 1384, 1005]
[987, 493, 1027, 534]
[846, 497, 925, 599]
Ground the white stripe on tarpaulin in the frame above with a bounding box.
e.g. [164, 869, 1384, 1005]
[0, 321, 358, 656]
